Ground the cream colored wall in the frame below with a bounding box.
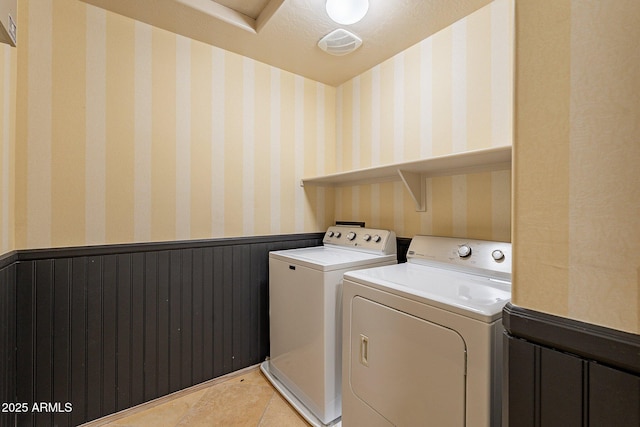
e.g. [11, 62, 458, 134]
[11, 0, 515, 251]
[333, 0, 513, 240]
[8, 0, 637, 338]
[13, 0, 336, 250]
[513, 0, 640, 334]
[0, 42, 15, 256]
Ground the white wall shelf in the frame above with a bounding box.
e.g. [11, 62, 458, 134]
[301, 145, 512, 212]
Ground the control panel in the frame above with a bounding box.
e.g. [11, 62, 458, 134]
[406, 235, 511, 279]
[323, 226, 396, 255]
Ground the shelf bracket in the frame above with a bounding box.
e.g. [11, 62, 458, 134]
[397, 169, 426, 212]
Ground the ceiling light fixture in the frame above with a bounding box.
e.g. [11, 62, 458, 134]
[325, 0, 369, 25]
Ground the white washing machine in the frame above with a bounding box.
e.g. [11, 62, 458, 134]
[342, 235, 511, 427]
[261, 226, 397, 427]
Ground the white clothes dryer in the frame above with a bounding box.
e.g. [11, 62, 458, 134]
[261, 226, 397, 427]
[342, 235, 511, 427]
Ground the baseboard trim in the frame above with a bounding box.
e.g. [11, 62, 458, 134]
[79, 364, 261, 427]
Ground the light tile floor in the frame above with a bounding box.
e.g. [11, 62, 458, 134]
[87, 368, 311, 427]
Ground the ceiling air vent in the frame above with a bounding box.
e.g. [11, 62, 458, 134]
[318, 29, 363, 56]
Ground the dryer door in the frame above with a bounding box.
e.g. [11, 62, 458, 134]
[349, 296, 466, 426]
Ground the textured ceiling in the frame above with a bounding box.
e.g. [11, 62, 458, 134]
[80, 0, 493, 86]
[214, 0, 272, 19]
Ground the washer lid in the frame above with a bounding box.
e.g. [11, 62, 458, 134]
[344, 263, 511, 322]
[270, 246, 396, 271]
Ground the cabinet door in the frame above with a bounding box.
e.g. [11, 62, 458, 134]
[349, 296, 466, 427]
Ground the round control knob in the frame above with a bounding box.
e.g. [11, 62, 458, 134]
[327, 231, 334, 237]
[492, 249, 505, 261]
[346, 231, 357, 241]
[363, 234, 372, 242]
[458, 245, 472, 258]
[372, 235, 381, 243]
[334, 232, 341, 238]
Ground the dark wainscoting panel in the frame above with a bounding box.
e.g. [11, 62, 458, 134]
[5, 233, 409, 426]
[0, 256, 16, 427]
[503, 303, 640, 427]
[13, 233, 324, 427]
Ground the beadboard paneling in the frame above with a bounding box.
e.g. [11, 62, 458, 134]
[504, 304, 640, 427]
[14, 233, 324, 427]
[0, 257, 16, 427]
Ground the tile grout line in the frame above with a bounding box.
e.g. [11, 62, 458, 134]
[172, 386, 210, 427]
[257, 390, 277, 426]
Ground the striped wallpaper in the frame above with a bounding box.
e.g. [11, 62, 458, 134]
[9, 0, 513, 252]
[14, 0, 336, 251]
[513, 0, 640, 334]
[333, 0, 513, 241]
[7, 0, 636, 338]
[0, 43, 15, 256]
